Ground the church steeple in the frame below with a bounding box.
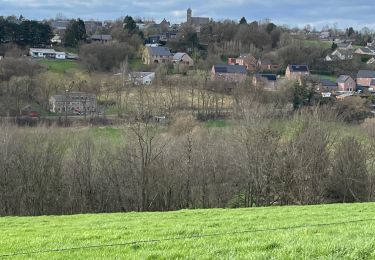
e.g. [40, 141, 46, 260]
[187, 8, 192, 24]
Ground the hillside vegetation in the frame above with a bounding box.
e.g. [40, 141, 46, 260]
[1, 203, 375, 259]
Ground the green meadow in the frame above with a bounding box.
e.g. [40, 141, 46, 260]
[1, 203, 375, 259]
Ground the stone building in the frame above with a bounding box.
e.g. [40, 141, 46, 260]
[49, 92, 97, 114]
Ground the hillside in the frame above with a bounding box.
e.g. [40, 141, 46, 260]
[1, 203, 375, 259]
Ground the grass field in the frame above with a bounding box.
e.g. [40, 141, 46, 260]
[37, 60, 78, 74]
[1, 203, 375, 259]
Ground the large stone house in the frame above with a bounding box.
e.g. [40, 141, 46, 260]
[49, 92, 97, 114]
[285, 65, 310, 80]
[142, 46, 172, 65]
[337, 75, 356, 91]
[211, 65, 247, 82]
[357, 70, 375, 87]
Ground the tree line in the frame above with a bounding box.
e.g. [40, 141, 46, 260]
[1, 98, 374, 216]
[0, 18, 52, 46]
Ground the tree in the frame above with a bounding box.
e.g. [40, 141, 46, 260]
[124, 15, 137, 33]
[239, 17, 247, 25]
[64, 19, 86, 47]
[331, 42, 338, 51]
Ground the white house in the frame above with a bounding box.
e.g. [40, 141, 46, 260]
[51, 35, 62, 44]
[29, 48, 66, 60]
[129, 72, 155, 85]
[29, 48, 56, 58]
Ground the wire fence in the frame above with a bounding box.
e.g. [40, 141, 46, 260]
[1, 218, 375, 258]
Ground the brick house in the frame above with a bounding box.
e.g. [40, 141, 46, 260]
[211, 65, 247, 82]
[317, 79, 337, 92]
[285, 65, 310, 80]
[357, 70, 375, 87]
[336, 75, 356, 91]
[228, 54, 258, 71]
[142, 46, 172, 65]
[257, 59, 279, 71]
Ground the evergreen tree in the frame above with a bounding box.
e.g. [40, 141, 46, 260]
[239, 17, 247, 25]
[64, 19, 87, 47]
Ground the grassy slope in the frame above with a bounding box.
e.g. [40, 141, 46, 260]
[37, 60, 78, 74]
[1, 203, 375, 259]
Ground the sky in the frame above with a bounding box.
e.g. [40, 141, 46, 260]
[1, 0, 374, 30]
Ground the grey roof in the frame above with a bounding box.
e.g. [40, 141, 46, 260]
[289, 65, 309, 72]
[130, 72, 155, 79]
[337, 75, 351, 83]
[30, 48, 56, 54]
[358, 47, 374, 54]
[357, 70, 375, 78]
[91, 34, 112, 41]
[172, 52, 187, 60]
[213, 65, 247, 74]
[148, 46, 172, 56]
[337, 42, 352, 48]
[256, 74, 277, 81]
[320, 79, 337, 88]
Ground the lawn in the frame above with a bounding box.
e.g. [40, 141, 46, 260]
[37, 60, 78, 74]
[304, 40, 332, 49]
[1, 203, 375, 259]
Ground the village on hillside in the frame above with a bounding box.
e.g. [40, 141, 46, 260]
[1, 9, 375, 121]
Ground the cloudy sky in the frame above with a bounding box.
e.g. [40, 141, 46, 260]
[1, 0, 374, 30]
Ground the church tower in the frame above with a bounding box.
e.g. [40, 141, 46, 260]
[187, 8, 192, 24]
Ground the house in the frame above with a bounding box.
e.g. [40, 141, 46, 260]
[129, 72, 155, 85]
[29, 48, 66, 59]
[258, 59, 279, 71]
[354, 47, 375, 56]
[370, 79, 375, 88]
[285, 65, 310, 80]
[320, 31, 330, 39]
[367, 57, 375, 65]
[252, 74, 277, 90]
[90, 34, 112, 43]
[368, 41, 375, 47]
[142, 46, 172, 65]
[49, 92, 97, 114]
[325, 49, 353, 61]
[357, 70, 375, 87]
[228, 54, 258, 71]
[51, 35, 62, 44]
[211, 65, 247, 82]
[317, 79, 337, 92]
[172, 52, 194, 67]
[337, 42, 353, 50]
[337, 75, 356, 91]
